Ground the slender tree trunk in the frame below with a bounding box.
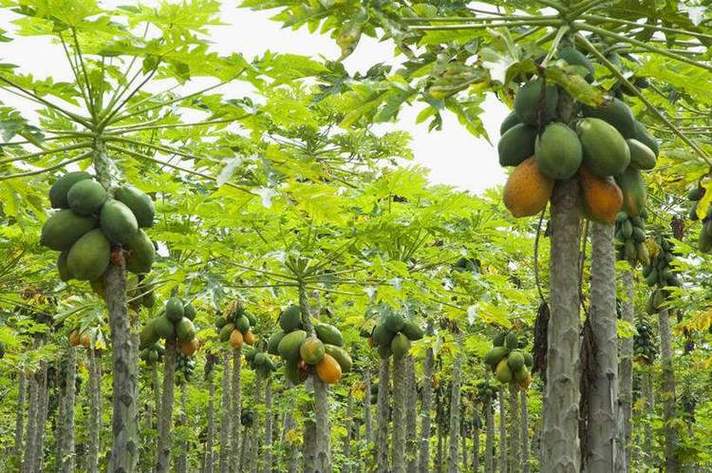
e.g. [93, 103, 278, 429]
[498, 387, 508, 473]
[87, 349, 102, 473]
[14, 370, 26, 460]
[485, 402, 495, 473]
[263, 377, 273, 473]
[406, 357, 418, 473]
[448, 344, 463, 473]
[364, 369, 373, 445]
[616, 270, 634, 473]
[642, 368, 654, 466]
[156, 342, 177, 473]
[248, 375, 264, 473]
[392, 356, 407, 473]
[418, 322, 434, 473]
[658, 309, 679, 473]
[520, 391, 529, 473]
[231, 349, 242, 473]
[220, 352, 232, 473]
[343, 386, 354, 473]
[376, 357, 391, 473]
[206, 371, 216, 473]
[23, 367, 39, 473]
[473, 410, 480, 472]
[303, 409, 316, 473]
[542, 178, 581, 473]
[314, 377, 332, 472]
[283, 381, 298, 473]
[59, 346, 77, 473]
[34, 361, 50, 473]
[583, 223, 619, 472]
[508, 385, 520, 473]
[176, 384, 189, 473]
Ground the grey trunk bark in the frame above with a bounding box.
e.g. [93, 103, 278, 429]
[485, 403, 494, 473]
[584, 223, 619, 473]
[520, 391, 529, 473]
[313, 377, 332, 472]
[376, 357, 391, 473]
[23, 366, 39, 473]
[448, 345, 463, 473]
[283, 382, 298, 473]
[36, 361, 50, 472]
[231, 349, 242, 473]
[498, 387, 507, 473]
[59, 346, 77, 473]
[473, 413, 480, 472]
[263, 377, 273, 473]
[508, 385, 520, 473]
[642, 369, 654, 465]
[14, 370, 26, 459]
[542, 179, 581, 473]
[220, 352, 232, 473]
[176, 383, 188, 473]
[87, 349, 102, 473]
[616, 270, 634, 473]
[303, 405, 316, 473]
[206, 371, 216, 473]
[392, 356, 407, 473]
[155, 342, 177, 473]
[406, 357, 418, 473]
[418, 323, 434, 473]
[658, 309, 679, 472]
[343, 386, 354, 473]
[364, 369, 373, 445]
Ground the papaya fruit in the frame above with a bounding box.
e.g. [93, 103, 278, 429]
[67, 179, 107, 216]
[219, 323, 235, 342]
[243, 330, 256, 345]
[582, 97, 636, 138]
[235, 315, 250, 333]
[80, 333, 91, 348]
[513, 366, 530, 384]
[372, 323, 396, 347]
[633, 121, 659, 157]
[507, 351, 525, 371]
[268, 331, 285, 355]
[285, 359, 308, 385]
[278, 330, 307, 362]
[503, 157, 554, 218]
[183, 303, 195, 320]
[495, 359, 513, 383]
[315, 323, 343, 346]
[513, 78, 559, 126]
[229, 329, 244, 349]
[166, 297, 184, 322]
[66, 229, 110, 281]
[300, 336, 326, 365]
[558, 46, 594, 82]
[391, 333, 411, 360]
[100, 199, 138, 244]
[279, 305, 302, 332]
[125, 229, 154, 274]
[41, 209, 97, 251]
[154, 316, 176, 340]
[316, 353, 342, 384]
[175, 318, 195, 342]
[579, 166, 623, 224]
[57, 252, 72, 281]
[523, 352, 534, 368]
[324, 344, 352, 372]
[114, 185, 155, 228]
[492, 333, 506, 347]
[69, 330, 81, 347]
[626, 139, 656, 170]
[244, 346, 256, 363]
[499, 111, 521, 135]
[401, 320, 424, 341]
[245, 312, 257, 326]
[535, 122, 583, 179]
[505, 333, 519, 350]
[498, 123, 537, 167]
[140, 320, 160, 349]
[50, 172, 92, 209]
[576, 118, 630, 177]
[178, 338, 199, 356]
[484, 346, 509, 367]
[615, 167, 647, 217]
[253, 352, 267, 367]
[699, 228, 712, 253]
[383, 312, 405, 332]
[215, 316, 227, 330]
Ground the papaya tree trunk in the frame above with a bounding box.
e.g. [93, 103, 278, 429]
[34, 361, 50, 473]
[461, 410, 467, 470]
[14, 370, 26, 460]
[472, 409, 480, 472]
[658, 308, 679, 472]
[303, 401, 317, 473]
[206, 368, 216, 473]
[22, 366, 39, 473]
[498, 387, 508, 473]
[249, 374, 264, 473]
[231, 349, 242, 473]
[283, 381, 298, 473]
[583, 222, 619, 472]
[448, 342, 463, 473]
[220, 352, 232, 473]
[59, 346, 77, 473]
[343, 386, 354, 473]
[542, 178, 581, 473]
[263, 376, 273, 473]
[418, 322, 434, 473]
[176, 383, 188, 473]
[313, 377, 332, 472]
[641, 367, 654, 466]
[376, 357, 391, 473]
[392, 356, 407, 473]
[616, 269, 634, 473]
[485, 401, 495, 473]
[508, 385, 520, 473]
[406, 357, 418, 473]
[520, 391, 529, 473]
[364, 369, 373, 445]
[436, 386, 445, 473]
[87, 349, 102, 473]
[155, 342, 177, 473]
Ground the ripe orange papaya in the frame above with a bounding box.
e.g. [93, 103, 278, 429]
[316, 353, 342, 384]
[579, 166, 623, 224]
[69, 330, 81, 347]
[230, 330, 244, 349]
[243, 330, 256, 346]
[503, 157, 554, 218]
[178, 338, 199, 356]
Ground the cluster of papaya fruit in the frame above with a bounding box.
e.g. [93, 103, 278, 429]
[643, 235, 680, 313]
[615, 211, 649, 266]
[499, 46, 657, 224]
[140, 297, 199, 357]
[633, 320, 657, 364]
[68, 328, 94, 348]
[368, 310, 424, 360]
[484, 331, 533, 389]
[216, 301, 257, 349]
[688, 186, 712, 252]
[41, 172, 156, 284]
[244, 344, 277, 377]
[139, 342, 164, 365]
[270, 305, 351, 385]
[175, 352, 196, 385]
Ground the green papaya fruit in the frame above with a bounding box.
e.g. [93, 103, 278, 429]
[215, 316, 227, 330]
[372, 323, 396, 347]
[558, 46, 594, 82]
[499, 111, 521, 135]
[495, 359, 513, 383]
[484, 346, 509, 367]
[632, 227, 645, 243]
[100, 199, 138, 244]
[166, 297, 185, 323]
[175, 318, 195, 342]
[523, 352, 534, 368]
[183, 303, 195, 320]
[245, 312, 257, 326]
[507, 351, 525, 371]
[383, 312, 405, 332]
[627, 139, 656, 170]
[633, 121, 659, 157]
[114, 185, 155, 228]
[285, 359, 307, 385]
[253, 352, 268, 367]
[492, 333, 506, 347]
[57, 252, 72, 281]
[582, 97, 637, 138]
[315, 323, 344, 346]
[67, 179, 107, 216]
[236, 315, 250, 333]
[576, 118, 630, 177]
[140, 319, 160, 349]
[125, 229, 155, 274]
[513, 366, 530, 383]
[142, 291, 157, 308]
[300, 336, 325, 365]
[505, 332, 519, 350]
[268, 331, 285, 355]
[401, 320, 424, 341]
[324, 344, 353, 372]
[279, 305, 302, 332]
[615, 167, 647, 217]
[154, 316, 176, 340]
[497, 123, 537, 167]
[535, 122, 583, 179]
[66, 229, 110, 281]
[513, 78, 559, 126]
[219, 323, 235, 342]
[391, 333, 411, 360]
[49, 171, 92, 208]
[278, 330, 307, 362]
[41, 209, 97, 251]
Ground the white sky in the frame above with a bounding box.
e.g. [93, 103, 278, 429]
[0, 1, 508, 193]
